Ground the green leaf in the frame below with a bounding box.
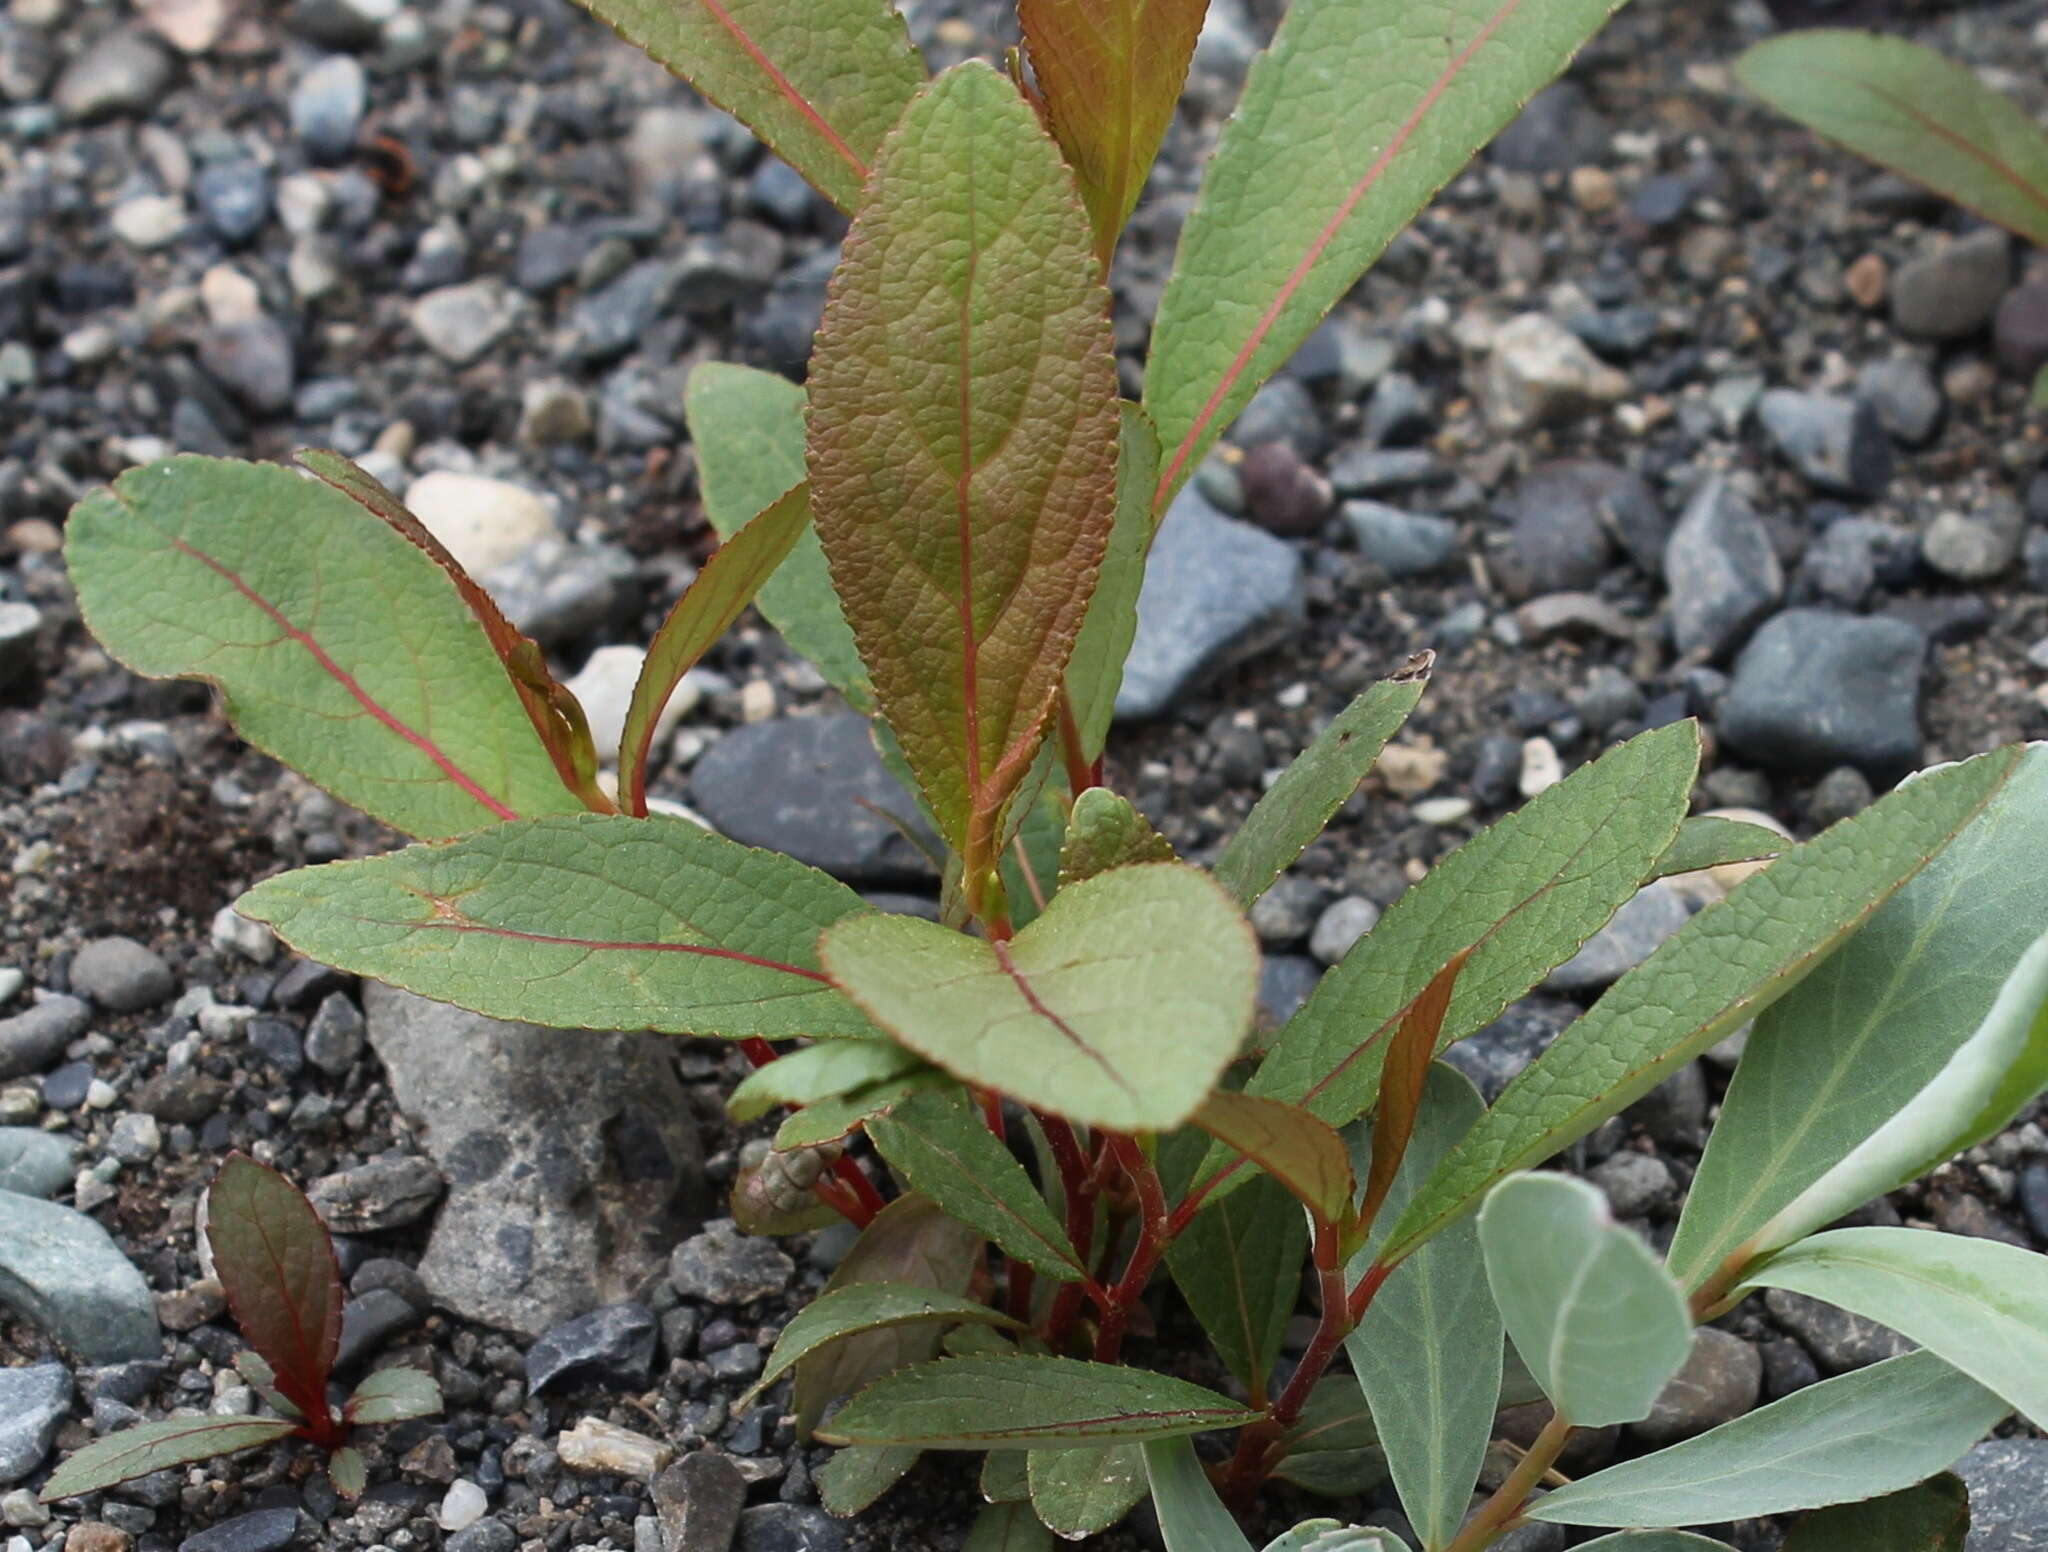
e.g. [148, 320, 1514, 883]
[816, 1445, 920, 1515]
[1527, 1350, 2007, 1527]
[207, 1154, 341, 1427]
[1194, 1091, 1353, 1225]
[1347, 1065, 1497, 1549]
[1143, 0, 1628, 509]
[39, 1417, 300, 1502]
[1271, 1379, 1390, 1498]
[1145, 1436, 1254, 1552]
[774, 1072, 953, 1149]
[824, 863, 1258, 1133]
[569, 0, 922, 213]
[1262, 1529, 1408, 1552]
[1213, 657, 1431, 910]
[999, 779, 1069, 932]
[1383, 745, 2022, 1264]
[1648, 816, 1786, 883]
[865, 1088, 1087, 1282]
[731, 1148, 846, 1237]
[1019, 0, 1209, 263]
[327, 1445, 366, 1500]
[1059, 787, 1176, 888]
[1781, 1473, 1970, 1552]
[621, 486, 808, 814]
[343, 1365, 442, 1425]
[1670, 746, 2048, 1289]
[729, 1041, 929, 1124]
[966, 1501, 1056, 1552]
[807, 61, 1123, 895]
[1028, 1443, 1149, 1538]
[685, 365, 871, 711]
[1734, 30, 2048, 248]
[1165, 1173, 1308, 1400]
[1476, 1173, 1690, 1427]
[1247, 721, 1700, 1137]
[1742, 1227, 2048, 1428]
[819, 1356, 1257, 1449]
[67, 456, 585, 839]
[232, 1351, 303, 1423]
[983, 1449, 1033, 1504]
[742, 1282, 1022, 1409]
[793, 1192, 984, 1437]
[239, 814, 881, 1041]
[1066, 404, 1163, 761]
[1573, 1538, 1735, 1552]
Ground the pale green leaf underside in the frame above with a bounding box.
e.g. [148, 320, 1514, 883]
[1735, 30, 2048, 248]
[1477, 1173, 1690, 1427]
[40, 1417, 299, 1502]
[1742, 1227, 2048, 1429]
[1145, 1436, 1256, 1552]
[239, 813, 881, 1040]
[1574, 1537, 1736, 1552]
[569, 0, 923, 213]
[824, 863, 1258, 1132]
[818, 1357, 1256, 1449]
[729, 1040, 928, 1123]
[1528, 1349, 2007, 1527]
[774, 1072, 950, 1149]
[742, 1281, 1021, 1409]
[67, 457, 580, 840]
[1649, 816, 1786, 882]
[344, 1365, 441, 1424]
[1385, 745, 2022, 1263]
[816, 1445, 919, 1515]
[684, 363, 872, 711]
[1067, 404, 1164, 761]
[1671, 745, 2048, 1287]
[1145, 0, 1628, 506]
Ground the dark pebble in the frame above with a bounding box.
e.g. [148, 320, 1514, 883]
[333, 1288, 422, 1370]
[177, 1507, 301, 1552]
[526, 1303, 658, 1394]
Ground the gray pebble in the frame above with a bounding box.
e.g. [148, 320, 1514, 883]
[739, 1503, 848, 1552]
[304, 991, 366, 1075]
[1630, 1327, 1761, 1446]
[0, 994, 89, 1080]
[1663, 476, 1781, 661]
[1587, 1151, 1674, 1218]
[0, 1191, 161, 1361]
[1763, 1287, 1915, 1371]
[198, 316, 295, 416]
[1248, 875, 1325, 946]
[1954, 1438, 2048, 1551]
[53, 31, 175, 121]
[1546, 881, 1693, 992]
[1923, 499, 2023, 583]
[1807, 765, 1874, 829]
[1891, 228, 2010, 341]
[1855, 356, 1942, 446]
[669, 1220, 793, 1306]
[177, 1506, 302, 1552]
[69, 938, 174, 1012]
[1722, 609, 1925, 778]
[1757, 390, 1892, 498]
[0, 1128, 77, 1197]
[1309, 897, 1380, 966]
[526, 1302, 658, 1394]
[0, 1363, 71, 1486]
[1345, 501, 1461, 578]
[308, 1154, 443, 1232]
[333, 1287, 421, 1369]
[0, 601, 39, 690]
[193, 161, 270, 246]
[290, 55, 367, 160]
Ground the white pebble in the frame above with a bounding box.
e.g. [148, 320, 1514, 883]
[1411, 795, 1473, 826]
[1309, 896, 1381, 966]
[0, 968, 22, 1008]
[84, 1079, 118, 1110]
[1519, 736, 1563, 797]
[438, 1480, 488, 1532]
[211, 905, 279, 965]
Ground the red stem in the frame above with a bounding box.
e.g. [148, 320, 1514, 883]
[737, 1038, 880, 1229]
[1039, 1113, 1107, 1351]
[1093, 1135, 1170, 1362]
[1056, 694, 1094, 798]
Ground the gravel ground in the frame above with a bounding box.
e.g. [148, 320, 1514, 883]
[3, 0, 2048, 1548]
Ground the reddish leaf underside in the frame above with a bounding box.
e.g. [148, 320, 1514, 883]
[206, 1154, 343, 1441]
[1193, 1090, 1355, 1227]
[806, 61, 1121, 906]
[1358, 948, 1471, 1234]
[1019, 0, 1210, 265]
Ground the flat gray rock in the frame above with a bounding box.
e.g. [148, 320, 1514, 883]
[363, 985, 704, 1338]
[1664, 476, 1781, 662]
[0, 1127, 78, 1198]
[1956, 1438, 2048, 1551]
[0, 994, 89, 1081]
[1721, 609, 1925, 779]
[0, 1188, 161, 1362]
[0, 1361, 72, 1485]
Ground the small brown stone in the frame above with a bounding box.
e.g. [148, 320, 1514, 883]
[1569, 165, 1617, 213]
[1844, 251, 1888, 310]
[66, 1525, 134, 1552]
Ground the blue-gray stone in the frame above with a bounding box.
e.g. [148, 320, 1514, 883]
[68, 937, 174, 1012]
[290, 55, 366, 161]
[193, 161, 270, 245]
[0, 1189, 160, 1361]
[1116, 487, 1304, 721]
[0, 1127, 78, 1198]
[0, 1361, 71, 1485]
[1343, 500, 1460, 578]
[1663, 476, 1781, 662]
[1956, 1438, 2048, 1551]
[332, 1287, 420, 1370]
[1757, 389, 1892, 499]
[178, 1506, 302, 1552]
[0, 993, 88, 1080]
[526, 1302, 657, 1393]
[1722, 609, 1926, 779]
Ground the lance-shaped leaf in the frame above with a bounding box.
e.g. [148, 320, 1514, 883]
[866, 1088, 1088, 1282]
[1735, 30, 2048, 248]
[823, 863, 1258, 1132]
[1000, 778, 1069, 932]
[742, 1282, 1022, 1409]
[820, 1357, 1256, 1449]
[1060, 787, 1176, 888]
[729, 1040, 930, 1124]
[1213, 654, 1432, 910]
[328, 1446, 366, 1499]
[1270, 1379, 1389, 1498]
[621, 487, 808, 814]
[1019, 0, 1209, 263]
[1143, 0, 1628, 509]
[1356, 950, 1468, 1240]
[571, 0, 922, 213]
[206, 1155, 342, 1429]
[967, 1502, 1055, 1552]
[1477, 1174, 1691, 1427]
[1145, 1436, 1253, 1552]
[1193, 1091, 1352, 1226]
[793, 1192, 984, 1436]
[343, 1366, 441, 1425]
[38, 1417, 300, 1502]
[817, 1445, 920, 1515]
[1346, 1065, 1498, 1549]
[1382, 745, 2021, 1265]
[1741, 1228, 2048, 1429]
[775, 1071, 954, 1149]
[1646, 815, 1786, 883]
[67, 457, 586, 839]
[1166, 1173, 1308, 1400]
[1527, 1350, 2007, 1527]
[685, 365, 871, 711]
[297, 450, 609, 815]
[1066, 404, 1162, 761]
[1246, 721, 1700, 1138]
[1780, 1474, 1970, 1552]
[239, 814, 881, 1040]
[807, 61, 1122, 897]
[1028, 1443, 1149, 1538]
[1670, 746, 2048, 1290]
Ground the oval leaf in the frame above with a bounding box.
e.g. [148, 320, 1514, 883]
[207, 1155, 341, 1426]
[1477, 1173, 1691, 1427]
[1193, 1091, 1353, 1226]
[1527, 1350, 2007, 1527]
[1059, 787, 1177, 888]
[822, 863, 1258, 1133]
[1028, 1443, 1150, 1539]
[817, 1445, 920, 1515]
[239, 814, 881, 1040]
[67, 457, 585, 839]
[820, 1357, 1256, 1450]
[40, 1417, 299, 1503]
[743, 1281, 1021, 1409]
[807, 60, 1122, 894]
[729, 1040, 929, 1124]
[344, 1365, 442, 1425]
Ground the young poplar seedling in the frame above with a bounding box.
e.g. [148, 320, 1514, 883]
[41, 1155, 442, 1504]
[57, 0, 2048, 1545]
